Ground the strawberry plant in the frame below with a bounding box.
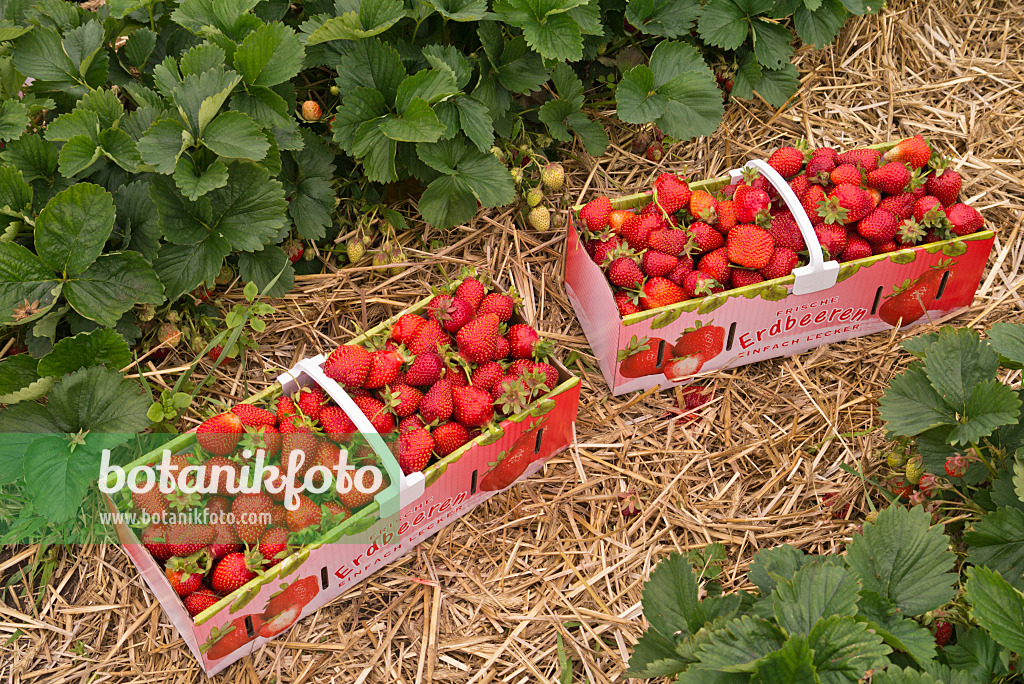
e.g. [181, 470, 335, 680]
[628, 506, 1024, 683]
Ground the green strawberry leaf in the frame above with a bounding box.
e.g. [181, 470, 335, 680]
[846, 505, 956, 615]
[792, 0, 847, 47]
[233, 21, 303, 87]
[879, 363, 957, 437]
[988, 322, 1024, 368]
[37, 328, 132, 378]
[965, 565, 1024, 654]
[426, 0, 489, 21]
[23, 434, 97, 522]
[752, 634, 816, 682]
[64, 252, 164, 328]
[771, 563, 861, 635]
[34, 182, 115, 277]
[492, 0, 587, 62]
[0, 354, 52, 405]
[305, 0, 404, 43]
[949, 379, 1020, 445]
[692, 615, 786, 672]
[625, 628, 689, 677]
[753, 62, 800, 108]
[870, 666, 945, 684]
[965, 506, 1024, 591]
[922, 327, 997, 414]
[238, 246, 294, 299]
[625, 0, 701, 37]
[0, 98, 28, 142]
[855, 590, 936, 666]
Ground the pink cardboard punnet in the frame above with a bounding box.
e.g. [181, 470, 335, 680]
[564, 141, 995, 395]
[104, 295, 580, 675]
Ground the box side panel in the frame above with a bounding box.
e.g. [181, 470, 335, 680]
[563, 218, 631, 391]
[604, 237, 994, 394]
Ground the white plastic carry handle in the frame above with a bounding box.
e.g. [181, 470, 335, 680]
[277, 356, 425, 520]
[729, 159, 840, 296]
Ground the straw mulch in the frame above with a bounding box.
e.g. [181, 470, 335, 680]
[3, 0, 1023, 681]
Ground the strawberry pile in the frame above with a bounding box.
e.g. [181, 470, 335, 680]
[578, 135, 984, 317]
[129, 277, 560, 618]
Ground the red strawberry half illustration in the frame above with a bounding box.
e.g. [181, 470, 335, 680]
[262, 574, 320, 622]
[479, 423, 546, 492]
[202, 614, 263, 661]
[663, 355, 705, 383]
[673, 321, 725, 362]
[878, 261, 953, 328]
[259, 603, 303, 638]
[617, 336, 672, 378]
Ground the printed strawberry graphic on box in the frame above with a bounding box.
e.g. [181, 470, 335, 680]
[564, 137, 994, 395]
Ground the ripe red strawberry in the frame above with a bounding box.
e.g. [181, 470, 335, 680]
[322, 501, 351, 523]
[433, 421, 470, 456]
[275, 395, 297, 423]
[427, 294, 474, 333]
[838, 147, 882, 171]
[470, 362, 504, 393]
[665, 256, 694, 286]
[895, 217, 926, 246]
[944, 453, 969, 478]
[884, 135, 931, 169]
[879, 192, 916, 220]
[592, 235, 622, 266]
[697, 248, 731, 284]
[933, 621, 953, 647]
[638, 250, 675, 278]
[319, 405, 356, 442]
[716, 199, 737, 233]
[618, 337, 670, 378]
[199, 455, 240, 495]
[232, 492, 274, 543]
[759, 247, 799, 279]
[801, 184, 828, 220]
[734, 186, 771, 223]
[943, 203, 983, 236]
[645, 141, 663, 161]
[674, 323, 724, 361]
[814, 223, 848, 259]
[352, 394, 394, 433]
[142, 523, 172, 560]
[492, 374, 532, 414]
[231, 404, 276, 428]
[727, 224, 774, 269]
[256, 528, 290, 567]
[406, 319, 446, 355]
[840, 235, 872, 261]
[455, 278, 486, 310]
[857, 208, 899, 245]
[830, 164, 863, 187]
[579, 196, 612, 231]
[286, 494, 322, 532]
[211, 552, 258, 594]
[398, 414, 426, 434]
[768, 146, 805, 179]
[164, 523, 216, 557]
[620, 213, 661, 250]
[184, 587, 220, 617]
[873, 240, 899, 254]
[608, 209, 633, 233]
[603, 254, 640, 288]
[196, 412, 243, 456]
[452, 385, 493, 426]
[383, 383, 423, 418]
[913, 195, 944, 222]
[300, 100, 321, 122]
[688, 221, 724, 252]
[456, 313, 500, 363]
[295, 386, 326, 420]
[747, 175, 774, 197]
[828, 184, 873, 224]
[405, 352, 444, 386]
[132, 487, 170, 517]
[805, 154, 835, 185]
[612, 290, 640, 316]
[688, 190, 718, 224]
[364, 349, 403, 388]
[682, 270, 722, 298]
[531, 362, 559, 392]
[282, 239, 304, 263]
[420, 378, 454, 423]
[506, 324, 540, 359]
[653, 173, 691, 213]
[323, 345, 372, 388]
[640, 277, 687, 309]
[391, 313, 426, 345]
[788, 173, 810, 199]
[926, 168, 961, 206]
[867, 162, 911, 194]
[731, 270, 764, 287]
[166, 563, 203, 597]
[766, 212, 806, 252]
[399, 427, 434, 474]
[205, 519, 241, 558]
[878, 267, 947, 327]
[477, 292, 514, 322]
[444, 367, 468, 388]
[647, 229, 690, 255]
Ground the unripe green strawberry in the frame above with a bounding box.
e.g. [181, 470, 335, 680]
[526, 187, 544, 207]
[388, 246, 405, 276]
[158, 322, 181, 348]
[541, 162, 564, 191]
[490, 146, 504, 161]
[329, 85, 339, 95]
[372, 250, 389, 268]
[136, 302, 156, 322]
[527, 205, 550, 231]
[510, 167, 524, 185]
[886, 451, 908, 469]
[346, 234, 368, 263]
[905, 456, 924, 486]
[215, 263, 234, 285]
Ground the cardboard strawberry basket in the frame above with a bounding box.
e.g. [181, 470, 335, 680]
[564, 139, 995, 395]
[103, 291, 581, 675]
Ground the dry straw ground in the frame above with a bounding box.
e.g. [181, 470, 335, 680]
[3, 0, 1024, 681]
